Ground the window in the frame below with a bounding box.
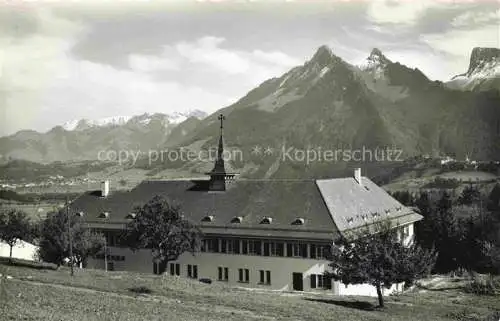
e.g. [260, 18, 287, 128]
[220, 239, 227, 253]
[231, 216, 243, 223]
[275, 242, 284, 256]
[263, 242, 273, 256]
[241, 240, 248, 255]
[263, 241, 285, 257]
[232, 239, 241, 254]
[187, 265, 198, 279]
[291, 218, 305, 225]
[238, 268, 249, 283]
[310, 245, 326, 259]
[107, 262, 114, 271]
[402, 225, 410, 239]
[310, 274, 332, 289]
[259, 270, 271, 285]
[221, 239, 240, 254]
[286, 243, 307, 258]
[169, 263, 180, 276]
[213, 238, 220, 253]
[218, 267, 229, 281]
[248, 240, 261, 255]
[203, 238, 217, 252]
[201, 215, 214, 222]
[260, 217, 272, 224]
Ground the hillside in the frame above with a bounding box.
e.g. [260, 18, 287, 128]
[144, 46, 500, 179]
[0, 262, 499, 321]
[2, 46, 500, 180]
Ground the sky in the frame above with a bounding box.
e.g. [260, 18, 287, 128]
[0, 0, 499, 136]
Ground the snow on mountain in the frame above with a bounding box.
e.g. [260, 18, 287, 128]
[62, 116, 131, 131]
[61, 110, 207, 132]
[447, 47, 500, 91]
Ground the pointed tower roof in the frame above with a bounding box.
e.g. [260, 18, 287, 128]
[205, 114, 236, 191]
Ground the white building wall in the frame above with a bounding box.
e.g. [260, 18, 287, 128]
[87, 247, 333, 292]
[0, 239, 38, 261]
[86, 222, 415, 297]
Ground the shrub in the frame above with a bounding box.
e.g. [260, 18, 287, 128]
[128, 286, 153, 294]
[199, 278, 212, 284]
[464, 274, 498, 296]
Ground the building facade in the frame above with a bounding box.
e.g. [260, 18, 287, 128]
[71, 115, 421, 296]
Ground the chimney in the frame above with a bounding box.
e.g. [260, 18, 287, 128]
[101, 180, 109, 197]
[354, 168, 362, 186]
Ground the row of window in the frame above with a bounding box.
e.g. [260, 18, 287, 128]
[219, 267, 271, 284]
[169, 264, 272, 285]
[201, 238, 329, 259]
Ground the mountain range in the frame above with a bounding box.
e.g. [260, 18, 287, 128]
[0, 110, 207, 163]
[1, 46, 499, 180]
[144, 46, 500, 179]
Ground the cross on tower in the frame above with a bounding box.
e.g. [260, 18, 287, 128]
[218, 114, 225, 135]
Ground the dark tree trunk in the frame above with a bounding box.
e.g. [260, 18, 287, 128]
[376, 284, 384, 308]
[9, 245, 13, 264]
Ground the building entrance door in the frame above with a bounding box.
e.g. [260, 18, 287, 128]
[292, 272, 303, 291]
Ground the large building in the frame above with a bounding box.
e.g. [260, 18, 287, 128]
[70, 115, 422, 296]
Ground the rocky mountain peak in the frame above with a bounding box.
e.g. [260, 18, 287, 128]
[467, 47, 500, 75]
[367, 48, 391, 66]
[309, 45, 336, 67]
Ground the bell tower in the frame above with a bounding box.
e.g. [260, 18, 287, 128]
[206, 114, 235, 191]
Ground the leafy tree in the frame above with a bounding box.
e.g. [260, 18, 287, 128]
[433, 192, 465, 272]
[487, 183, 500, 211]
[0, 209, 34, 263]
[327, 223, 437, 308]
[121, 195, 202, 274]
[458, 184, 481, 206]
[414, 192, 435, 249]
[37, 210, 105, 268]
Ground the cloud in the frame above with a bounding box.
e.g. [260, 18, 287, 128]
[0, 7, 301, 136]
[451, 8, 500, 28]
[126, 36, 301, 86]
[420, 23, 500, 79]
[175, 36, 251, 74]
[128, 52, 180, 72]
[366, 0, 448, 25]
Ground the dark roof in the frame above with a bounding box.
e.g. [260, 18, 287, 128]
[71, 177, 422, 240]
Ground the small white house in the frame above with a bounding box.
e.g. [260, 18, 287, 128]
[0, 239, 38, 261]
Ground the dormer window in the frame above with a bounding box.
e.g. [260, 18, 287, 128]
[231, 216, 243, 224]
[125, 213, 136, 219]
[371, 212, 379, 218]
[346, 217, 354, 224]
[201, 215, 214, 222]
[99, 212, 109, 219]
[396, 206, 402, 212]
[385, 209, 391, 215]
[291, 218, 305, 225]
[260, 217, 273, 224]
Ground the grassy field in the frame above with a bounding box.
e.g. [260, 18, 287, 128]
[0, 201, 60, 221]
[0, 262, 499, 321]
[383, 170, 498, 193]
